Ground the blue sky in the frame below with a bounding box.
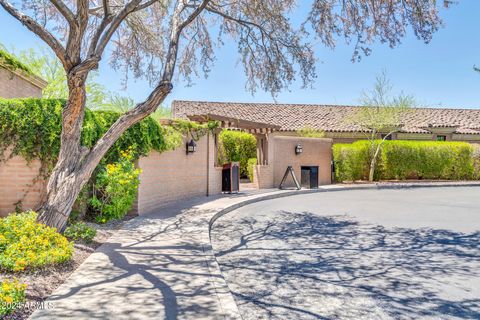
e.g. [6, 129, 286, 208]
[0, 1, 479, 109]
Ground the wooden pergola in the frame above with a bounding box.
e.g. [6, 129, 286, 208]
[187, 114, 281, 165]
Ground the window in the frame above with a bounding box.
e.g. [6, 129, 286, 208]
[436, 135, 447, 141]
[381, 134, 392, 140]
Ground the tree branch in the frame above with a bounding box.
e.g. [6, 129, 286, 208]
[162, 0, 211, 81]
[81, 0, 211, 177]
[79, 81, 172, 178]
[0, 0, 69, 68]
[49, 0, 75, 25]
[93, 0, 143, 56]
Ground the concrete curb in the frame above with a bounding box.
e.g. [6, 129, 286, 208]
[207, 181, 480, 318]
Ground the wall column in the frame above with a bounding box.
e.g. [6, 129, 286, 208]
[255, 133, 268, 165]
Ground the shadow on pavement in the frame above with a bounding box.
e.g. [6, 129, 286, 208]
[212, 211, 480, 319]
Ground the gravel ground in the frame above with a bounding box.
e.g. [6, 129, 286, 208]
[211, 187, 480, 320]
[1, 215, 134, 320]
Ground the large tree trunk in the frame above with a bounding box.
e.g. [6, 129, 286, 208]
[37, 74, 88, 231]
[37, 76, 172, 232]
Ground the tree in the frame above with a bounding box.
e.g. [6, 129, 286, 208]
[349, 72, 414, 182]
[0, 0, 448, 230]
[17, 47, 107, 108]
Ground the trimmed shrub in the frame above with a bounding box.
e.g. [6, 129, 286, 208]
[90, 147, 141, 223]
[333, 140, 479, 182]
[333, 142, 370, 181]
[218, 130, 257, 177]
[0, 278, 27, 316]
[473, 144, 480, 179]
[64, 222, 97, 243]
[381, 141, 475, 180]
[0, 212, 73, 272]
[247, 158, 257, 182]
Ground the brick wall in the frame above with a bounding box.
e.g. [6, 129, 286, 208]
[135, 134, 222, 215]
[0, 150, 46, 217]
[272, 136, 332, 188]
[0, 68, 44, 98]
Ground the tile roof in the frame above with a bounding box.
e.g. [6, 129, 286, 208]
[172, 100, 480, 135]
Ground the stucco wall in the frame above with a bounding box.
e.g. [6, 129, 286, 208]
[272, 136, 332, 188]
[0, 67, 43, 98]
[135, 134, 222, 215]
[0, 150, 46, 217]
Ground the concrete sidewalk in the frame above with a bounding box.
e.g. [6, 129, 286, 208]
[30, 181, 480, 320]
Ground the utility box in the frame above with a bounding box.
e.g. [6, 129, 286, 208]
[222, 162, 240, 193]
[301, 166, 319, 189]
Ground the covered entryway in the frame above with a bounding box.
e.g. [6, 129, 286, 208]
[187, 113, 280, 190]
[188, 113, 333, 190]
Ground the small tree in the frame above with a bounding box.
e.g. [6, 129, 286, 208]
[0, 0, 447, 230]
[350, 73, 414, 182]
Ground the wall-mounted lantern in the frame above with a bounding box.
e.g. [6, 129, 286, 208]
[295, 143, 303, 155]
[186, 139, 197, 154]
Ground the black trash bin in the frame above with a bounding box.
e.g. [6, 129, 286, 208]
[222, 162, 240, 193]
[301, 166, 319, 189]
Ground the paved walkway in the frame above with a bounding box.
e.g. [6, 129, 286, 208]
[31, 189, 286, 320]
[30, 181, 480, 320]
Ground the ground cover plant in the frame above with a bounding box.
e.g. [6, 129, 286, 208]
[0, 278, 27, 316]
[0, 212, 73, 272]
[63, 222, 97, 243]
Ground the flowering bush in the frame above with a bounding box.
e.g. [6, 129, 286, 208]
[0, 212, 73, 272]
[0, 278, 27, 316]
[64, 222, 97, 243]
[90, 147, 141, 223]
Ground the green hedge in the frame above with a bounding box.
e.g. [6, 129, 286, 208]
[247, 158, 257, 182]
[333, 140, 480, 182]
[218, 130, 257, 177]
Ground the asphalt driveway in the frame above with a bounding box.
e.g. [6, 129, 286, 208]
[210, 187, 480, 320]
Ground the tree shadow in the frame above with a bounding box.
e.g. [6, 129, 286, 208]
[211, 211, 480, 319]
[35, 205, 225, 320]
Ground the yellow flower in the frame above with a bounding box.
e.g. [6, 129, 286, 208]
[4, 296, 13, 304]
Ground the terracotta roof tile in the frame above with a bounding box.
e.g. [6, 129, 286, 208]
[172, 100, 480, 135]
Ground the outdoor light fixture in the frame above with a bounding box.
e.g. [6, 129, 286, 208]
[186, 139, 197, 154]
[295, 143, 303, 155]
